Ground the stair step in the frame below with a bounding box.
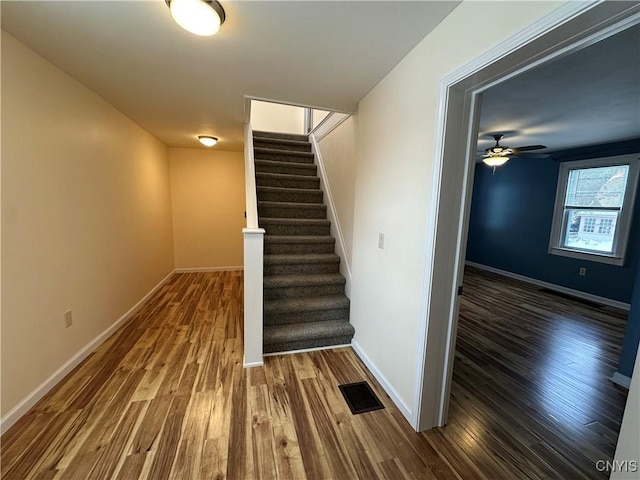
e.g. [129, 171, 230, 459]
[261, 218, 330, 236]
[254, 148, 315, 164]
[256, 173, 320, 189]
[255, 160, 317, 177]
[263, 319, 354, 353]
[257, 186, 323, 204]
[264, 274, 345, 299]
[264, 253, 340, 275]
[264, 235, 335, 254]
[264, 295, 350, 326]
[254, 130, 309, 142]
[258, 201, 327, 219]
[253, 137, 312, 153]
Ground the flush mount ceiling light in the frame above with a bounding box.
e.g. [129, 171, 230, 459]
[198, 135, 218, 147]
[166, 0, 226, 36]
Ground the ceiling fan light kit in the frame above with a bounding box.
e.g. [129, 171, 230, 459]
[166, 0, 226, 36]
[482, 133, 547, 168]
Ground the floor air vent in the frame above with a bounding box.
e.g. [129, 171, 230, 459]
[338, 381, 385, 415]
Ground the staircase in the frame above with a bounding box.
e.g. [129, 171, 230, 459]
[253, 130, 355, 353]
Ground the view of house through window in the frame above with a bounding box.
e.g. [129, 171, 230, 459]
[549, 154, 639, 265]
[562, 164, 628, 254]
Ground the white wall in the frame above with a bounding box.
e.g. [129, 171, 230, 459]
[612, 348, 640, 480]
[316, 117, 357, 266]
[350, 1, 561, 418]
[169, 148, 245, 270]
[251, 100, 305, 134]
[1, 31, 175, 419]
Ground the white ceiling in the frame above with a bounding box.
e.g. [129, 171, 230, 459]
[1, 0, 460, 151]
[477, 23, 640, 157]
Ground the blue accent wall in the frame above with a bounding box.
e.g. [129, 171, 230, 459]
[466, 139, 640, 378]
[467, 161, 640, 302]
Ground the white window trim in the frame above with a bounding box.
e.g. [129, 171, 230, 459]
[548, 153, 640, 266]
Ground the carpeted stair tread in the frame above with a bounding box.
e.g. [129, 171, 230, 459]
[253, 137, 312, 152]
[260, 217, 331, 236]
[263, 253, 340, 275]
[255, 159, 317, 176]
[264, 235, 335, 244]
[257, 186, 323, 204]
[254, 147, 315, 163]
[264, 273, 345, 288]
[264, 320, 355, 353]
[258, 201, 327, 219]
[264, 253, 340, 265]
[261, 217, 330, 226]
[264, 295, 350, 314]
[253, 130, 308, 142]
[256, 172, 320, 189]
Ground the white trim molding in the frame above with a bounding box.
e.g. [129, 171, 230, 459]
[611, 372, 632, 389]
[263, 343, 352, 357]
[352, 341, 412, 421]
[309, 133, 353, 297]
[416, 0, 640, 431]
[466, 261, 630, 310]
[0, 270, 175, 434]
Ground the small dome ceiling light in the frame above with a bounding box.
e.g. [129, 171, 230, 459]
[166, 0, 226, 37]
[198, 135, 218, 147]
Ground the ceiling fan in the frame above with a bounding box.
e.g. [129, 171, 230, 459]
[482, 134, 548, 168]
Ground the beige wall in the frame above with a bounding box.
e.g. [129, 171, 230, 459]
[251, 100, 305, 134]
[350, 1, 561, 415]
[1, 32, 175, 416]
[169, 148, 245, 269]
[317, 117, 357, 266]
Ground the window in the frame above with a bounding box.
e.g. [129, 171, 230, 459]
[549, 154, 640, 266]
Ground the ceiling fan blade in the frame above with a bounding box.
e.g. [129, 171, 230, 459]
[511, 153, 550, 159]
[512, 144, 547, 152]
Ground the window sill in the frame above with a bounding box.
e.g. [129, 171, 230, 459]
[548, 247, 624, 266]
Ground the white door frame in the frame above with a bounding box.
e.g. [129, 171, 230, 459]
[415, 0, 640, 431]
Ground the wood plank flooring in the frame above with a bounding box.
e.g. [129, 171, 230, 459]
[1, 268, 629, 479]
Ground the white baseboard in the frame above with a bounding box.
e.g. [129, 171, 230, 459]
[174, 266, 243, 273]
[611, 372, 632, 389]
[0, 270, 175, 435]
[243, 358, 264, 368]
[351, 340, 412, 422]
[465, 261, 630, 310]
[309, 134, 352, 298]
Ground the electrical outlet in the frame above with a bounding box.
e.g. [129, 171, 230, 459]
[378, 233, 385, 249]
[579, 267, 587, 276]
[65, 310, 73, 328]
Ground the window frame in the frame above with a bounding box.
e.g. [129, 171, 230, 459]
[548, 153, 640, 266]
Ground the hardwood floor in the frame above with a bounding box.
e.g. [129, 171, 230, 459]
[0, 268, 629, 479]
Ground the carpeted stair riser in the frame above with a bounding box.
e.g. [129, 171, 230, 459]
[264, 236, 335, 255]
[256, 173, 320, 190]
[264, 274, 346, 300]
[263, 295, 350, 326]
[260, 218, 330, 236]
[265, 283, 345, 300]
[254, 148, 315, 164]
[255, 160, 317, 177]
[257, 187, 323, 204]
[263, 319, 354, 348]
[253, 137, 311, 153]
[253, 131, 309, 142]
[258, 201, 327, 219]
[264, 254, 340, 275]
